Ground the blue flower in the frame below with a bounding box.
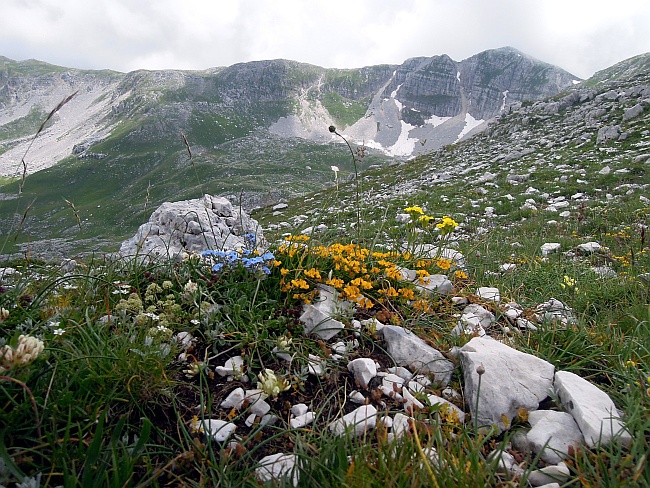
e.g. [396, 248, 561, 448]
[261, 252, 275, 261]
[212, 263, 224, 272]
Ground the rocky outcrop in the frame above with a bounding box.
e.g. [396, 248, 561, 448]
[119, 195, 264, 260]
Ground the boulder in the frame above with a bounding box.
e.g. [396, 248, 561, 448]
[379, 325, 454, 386]
[119, 195, 264, 260]
[460, 336, 555, 434]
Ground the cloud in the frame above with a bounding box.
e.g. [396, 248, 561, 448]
[1, 0, 649, 78]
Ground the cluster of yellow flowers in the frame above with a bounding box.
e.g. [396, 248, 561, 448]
[276, 235, 459, 310]
[403, 206, 459, 235]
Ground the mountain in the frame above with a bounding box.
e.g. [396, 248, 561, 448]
[0, 48, 581, 256]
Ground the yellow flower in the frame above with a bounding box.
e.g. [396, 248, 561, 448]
[404, 206, 424, 215]
[454, 270, 468, 279]
[280, 268, 290, 276]
[436, 216, 459, 235]
[436, 258, 452, 270]
[418, 215, 434, 225]
[304, 268, 322, 280]
[290, 279, 310, 290]
[385, 267, 402, 280]
[398, 288, 416, 300]
[326, 277, 345, 289]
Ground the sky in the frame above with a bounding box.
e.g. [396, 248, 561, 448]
[1, 0, 649, 80]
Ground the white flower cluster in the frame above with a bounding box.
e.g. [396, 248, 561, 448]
[0, 335, 45, 373]
[257, 369, 290, 399]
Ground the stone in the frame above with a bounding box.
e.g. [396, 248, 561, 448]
[417, 274, 454, 295]
[540, 243, 561, 256]
[622, 103, 644, 121]
[477, 286, 500, 302]
[200, 419, 237, 442]
[554, 371, 632, 448]
[215, 356, 246, 380]
[535, 298, 576, 325]
[329, 405, 378, 436]
[290, 412, 316, 428]
[527, 462, 571, 487]
[526, 410, 585, 463]
[256, 453, 299, 486]
[347, 358, 377, 389]
[299, 284, 352, 340]
[379, 325, 454, 386]
[119, 195, 264, 260]
[453, 304, 495, 337]
[460, 336, 555, 434]
[596, 125, 621, 144]
[577, 242, 603, 253]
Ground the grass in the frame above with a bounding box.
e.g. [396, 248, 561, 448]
[0, 68, 649, 487]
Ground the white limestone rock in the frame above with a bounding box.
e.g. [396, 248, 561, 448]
[347, 358, 377, 389]
[526, 410, 585, 463]
[329, 405, 378, 437]
[256, 453, 299, 487]
[535, 298, 576, 326]
[378, 325, 454, 386]
[460, 336, 555, 434]
[541, 243, 561, 256]
[417, 274, 454, 295]
[119, 195, 264, 260]
[554, 371, 632, 448]
[477, 286, 500, 302]
[299, 284, 352, 340]
[453, 303, 495, 337]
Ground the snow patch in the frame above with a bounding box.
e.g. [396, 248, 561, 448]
[387, 121, 418, 156]
[455, 113, 484, 143]
[390, 83, 403, 99]
[456, 71, 461, 82]
[426, 115, 451, 128]
[572, 79, 581, 85]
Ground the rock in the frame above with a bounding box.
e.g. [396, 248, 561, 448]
[540, 242, 561, 256]
[299, 285, 352, 340]
[535, 298, 576, 325]
[622, 103, 644, 121]
[347, 358, 377, 388]
[591, 266, 617, 279]
[577, 242, 603, 253]
[596, 125, 621, 144]
[527, 462, 571, 487]
[199, 419, 237, 442]
[460, 336, 555, 434]
[119, 195, 264, 260]
[477, 286, 500, 302]
[379, 325, 454, 386]
[290, 412, 316, 429]
[417, 274, 454, 295]
[256, 453, 299, 486]
[215, 356, 246, 380]
[554, 371, 632, 448]
[452, 304, 495, 337]
[526, 410, 585, 463]
[329, 405, 378, 436]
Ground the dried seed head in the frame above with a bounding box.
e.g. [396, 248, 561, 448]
[476, 363, 486, 376]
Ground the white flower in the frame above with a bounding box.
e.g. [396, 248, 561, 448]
[53, 328, 66, 336]
[257, 369, 290, 398]
[184, 280, 198, 295]
[1, 307, 10, 320]
[331, 165, 340, 173]
[0, 335, 45, 372]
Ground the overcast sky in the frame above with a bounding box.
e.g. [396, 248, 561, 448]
[1, 0, 649, 80]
